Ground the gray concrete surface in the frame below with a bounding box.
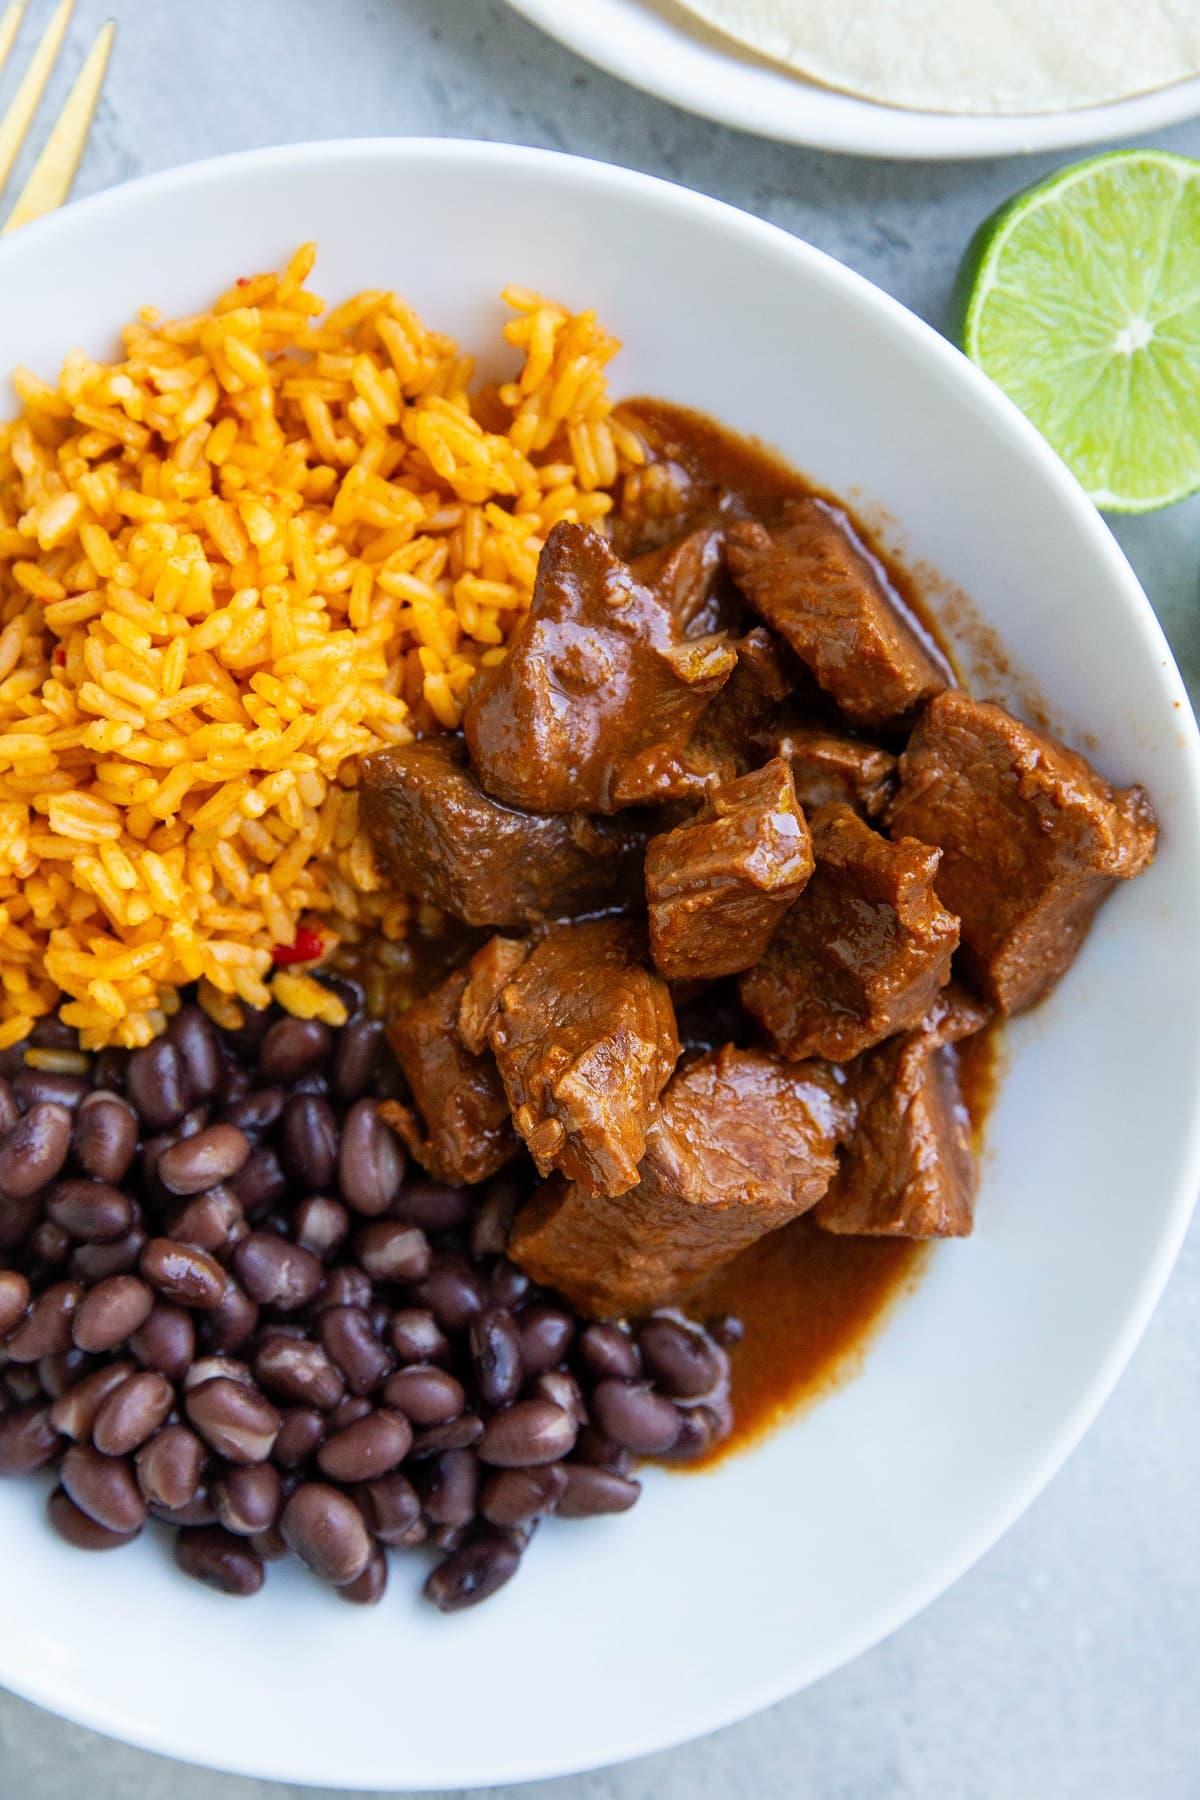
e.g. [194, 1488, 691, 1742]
[0, 2, 1198, 1795]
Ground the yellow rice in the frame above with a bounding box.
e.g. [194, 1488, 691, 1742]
[0, 246, 643, 1049]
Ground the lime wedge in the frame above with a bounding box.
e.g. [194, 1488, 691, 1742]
[950, 151, 1200, 513]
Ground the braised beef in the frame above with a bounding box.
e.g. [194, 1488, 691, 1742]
[361, 738, 643, 928]
[509, 1047, 851, 1317]
[487, 919, 680, 1198]
[726, 499, 945, 729]
[815, 988, 989, 1238]
[887, 692, 1158, 1014]
[383, 969, 518, 1186]
[629, 524, 733, 637]
[462, 522, 736, 813]
[740, 802, 958, 1061]
[765, 724, 897, 820]
[646, 759, 813, 981]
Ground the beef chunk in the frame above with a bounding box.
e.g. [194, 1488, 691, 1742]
[766, 723, 897, 820]
[726, 499, 945, 729]
[630, 524, 730, 637]
[487, 919, 679, 1198]
[740, 802, 959, 1061]
[887, 691, 1158, 1014]
[641, 626, 799, 807]
[646, 759, 813, 981]
[361, 737, 643, 928]
[456, 935, 531, 1056]
[814, 988, 989, 1238]
[383, 968, 518, 1185]
[509, 1047, 851, 1317]
[463, 522, 736, 813]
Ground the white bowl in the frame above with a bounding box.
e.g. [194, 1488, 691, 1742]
[0, 140, 1197, 1790]
[505, 0, 1200, 158]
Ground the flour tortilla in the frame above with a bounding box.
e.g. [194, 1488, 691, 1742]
[672, 0, 1200, 114]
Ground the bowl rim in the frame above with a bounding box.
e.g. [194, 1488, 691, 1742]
[1, 136, 1199, 1788]
[502, 0, 1200, 159]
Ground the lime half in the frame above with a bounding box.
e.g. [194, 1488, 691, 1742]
[951, 151, 1200, 513]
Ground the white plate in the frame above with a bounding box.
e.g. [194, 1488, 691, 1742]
[505, 0, 1200, 157]
[0, 140, 1198, 1789]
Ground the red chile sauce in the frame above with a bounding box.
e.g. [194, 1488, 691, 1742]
[612, 399, 1003, 1466]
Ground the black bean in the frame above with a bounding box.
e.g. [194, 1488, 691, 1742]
[213, 1461, 283, 1536]
[394, 1179, 471, 1233]
[183, 1355, 253, 1392]
[261, 1017, 332, 1081]
[36, 1345, 91, 1398]
[338, 1099, 404, 1216]
[5, 1280, 82, 1361]
[317, 1408, 412, 1483]
[313, 1265, 373, 1314]
[50, 1361, 134, 1441]
[67, 1226, 146, 1284]
[249, 1524, 288, 1562]
[578, 1323, 641, 1381]
[92, 1047, 129, 1092]
[272, 1407, 325, 1468]
[136, 1423, 206, 1509]
[353, 1220, 431, 1285]
[470, 1309, 523, 1410]
[636, 1315, 723, 1398]
[425, 1534, 520, 1612]
[480, 1464, 567, 1528]
[158, 1124, 251, 1196]
[27, 1219, 72, 1275]
[47, 1485, 139, 1550]
[126, 1039, 190, 1129]
[0, 1402, 60, 1474]
[222, 1086, 286, 1138]
[45, 1179, 133, 1243]
[591, 1380, 680, 1455]
[659, 1404, 722, 1462]
[469, 1175, 522, 1260]
[164, 1185, 244, 1255]
[174, 1526, 264, 1596]
[532, 1369, 588, 1425]
[92, 1370, 174, 1455]
[71, 1275, 153, 1353]
[0, 1100, 72, 1197]
[517, 1304, 575, 1377]
[60, 1442, 145, 1533]
[280, 1482, 371, 1586]
[410, 1416, 484, 1456]
[232, 1232, 323, 1311]
[0, 1077, 16, 1138]
[140, 1237, 226, 1309]
[253, 1333, 345, 1410]
[73, 1092, 138, 1183]
[229, 1142, 287, 1217]
[130, 1300, 195, 1377]
[280, 1093, 338, 1191]
[0, 1268, 31, 1337]
[556, 1465, 642, 1518]
[0, 1189, 40, 1251]
[13, 1069, 88, 1111]
[337, 1546, 388, 1606]
[410, 1251, 485, 1334]
[196, 1280, 258, 1354]
[382, 1363, 464, 1426]
[331, 1018, 383, 1102]
[151, 1487, 218, 1528]
[478, 1399, 576, 1468]
[168, 1006, 223, 1100]
[185, 1377, 280, 1463]
[327, 1394, 373, 1434]
[317, 1306, 393, 1396]
[418, 1446, 479, 1527]
[363, 1470, 422, 1545]
[486, 1259, 531, 1310]
[388, 1308, 452, 1366]
[29, 1013, 77, 1051]
[292, 1195, 349, 1261]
